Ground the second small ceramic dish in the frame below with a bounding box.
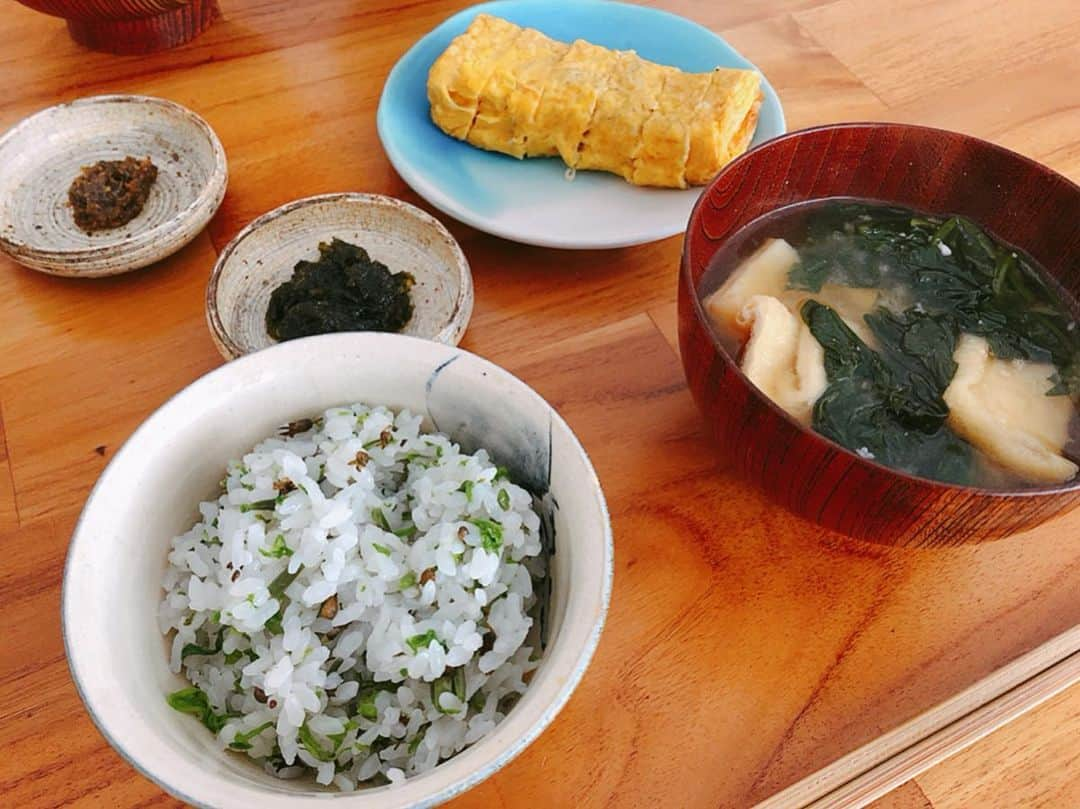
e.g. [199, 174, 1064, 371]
[0, 94, 227, 277]
[206, 193, 474, 360]
[377, 0, 785, 250]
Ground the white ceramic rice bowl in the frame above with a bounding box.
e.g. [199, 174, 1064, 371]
[63, 332, 612, 808]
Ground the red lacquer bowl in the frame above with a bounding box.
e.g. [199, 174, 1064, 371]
[15, 0, 219, 54]
[679, 122, 1080, 547]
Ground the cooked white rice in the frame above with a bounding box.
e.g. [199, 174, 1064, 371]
[159, 404, 544, 789]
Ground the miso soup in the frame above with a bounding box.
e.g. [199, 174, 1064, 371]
[698, 199, 1080, 489]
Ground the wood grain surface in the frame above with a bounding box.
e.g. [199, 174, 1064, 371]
[0, 1, 1077, 807]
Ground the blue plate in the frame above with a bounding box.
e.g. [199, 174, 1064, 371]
[377, 0, 786, 249]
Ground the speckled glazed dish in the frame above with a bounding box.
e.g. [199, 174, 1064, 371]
[64, 332, 612, 809]
[0, 94, 227, 277]
[206, 193, 474, 360]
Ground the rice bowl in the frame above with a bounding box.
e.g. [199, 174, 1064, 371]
[63, 332, 612, 809]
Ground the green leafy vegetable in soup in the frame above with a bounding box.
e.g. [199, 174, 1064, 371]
[801, 300, 974, 484]
[789, 204, 1080, 379]
[701, 200, 1080, 488]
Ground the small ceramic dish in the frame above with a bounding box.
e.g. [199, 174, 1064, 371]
[377, 0, 785, 250]
[0, 94, 227, 277]
[64, 331, 612, 808]
[206, 193, 473, 360]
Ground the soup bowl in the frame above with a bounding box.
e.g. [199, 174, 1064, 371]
[63, 332, 612, 808]
[679, 122, 1080, 547]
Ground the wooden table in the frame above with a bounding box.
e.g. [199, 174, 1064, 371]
[1, 1, 1078, 807]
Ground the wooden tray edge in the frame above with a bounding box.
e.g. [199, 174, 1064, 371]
[756, 625, 1080, 809]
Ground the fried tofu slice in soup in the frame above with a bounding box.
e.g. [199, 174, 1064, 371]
[944, 334, 1078, 484]
[704, 238, 800, 336]
[779, 285, 880, 347]
[737, 295, 827, 426]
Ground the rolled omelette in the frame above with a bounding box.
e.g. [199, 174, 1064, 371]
[427, 14, 763, 189]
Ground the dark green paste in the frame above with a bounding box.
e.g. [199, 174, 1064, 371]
[265, 239, 415, 341]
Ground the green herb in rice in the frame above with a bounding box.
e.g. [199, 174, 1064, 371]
[160, 404, 545, 790]
[260, 534, 293, 558]
[470, 518, 503, 554]
[405, 629, 441, 653]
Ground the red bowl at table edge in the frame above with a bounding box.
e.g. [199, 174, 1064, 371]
[678, 122, 1080, 548]
[15, 0, 219, 54]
